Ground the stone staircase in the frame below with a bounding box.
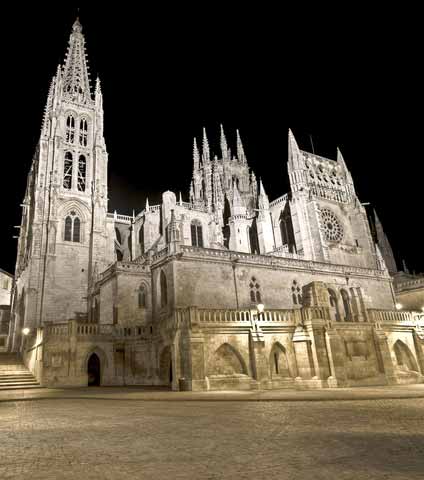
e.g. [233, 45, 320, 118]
[0, 353, 41, 390]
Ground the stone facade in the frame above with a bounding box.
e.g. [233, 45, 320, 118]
[394, 271, 424, 312]
[7, 18, 424, 390]
[0, 268, 13, 352]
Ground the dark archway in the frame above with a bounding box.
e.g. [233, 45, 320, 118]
[87, 353, 101, 386]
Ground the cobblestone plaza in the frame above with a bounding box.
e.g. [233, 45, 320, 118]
[1, 389, 423, 479]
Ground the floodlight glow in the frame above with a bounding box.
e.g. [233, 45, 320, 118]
[22, 327, 30, 335]
[257, 303, 265, 314]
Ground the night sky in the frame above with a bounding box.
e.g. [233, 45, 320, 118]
[1, 5, 422, 275]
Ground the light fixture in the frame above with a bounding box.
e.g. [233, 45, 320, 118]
[257, 303, 265, 314]
[395, 303, 402, 310]
[22, 328, 30, 335]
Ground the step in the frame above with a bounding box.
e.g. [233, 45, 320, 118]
[0, 373, 34, 382]
[0, 379, 39, 385]
[0, 384, 42, 391]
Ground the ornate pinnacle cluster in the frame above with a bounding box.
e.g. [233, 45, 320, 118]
[192, 125, 248, 171]
[62, 18, 92, 102]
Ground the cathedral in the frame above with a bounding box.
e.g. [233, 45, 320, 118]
[7, 19, 424, 390]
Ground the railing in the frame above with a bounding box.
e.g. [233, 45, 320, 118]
[173, 307, 306, 326]
[47, 322, 149, 338]
[180, 202, 209, 213]
[394, 277, 424, 292]
[152, 246, 169, 262]
[270, 245, 304, 260]
[146, 204, 161, 213]
[269, 194, 289, 208]
[107, 212, 133, 224]
[367, 309, 421, 325]
[309, 184, 349, 203]
[179, 245, 389, 278]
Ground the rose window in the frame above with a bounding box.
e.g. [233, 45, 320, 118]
[320, 208, 343, 242]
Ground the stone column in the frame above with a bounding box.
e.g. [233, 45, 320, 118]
[292, 325, 315, 379]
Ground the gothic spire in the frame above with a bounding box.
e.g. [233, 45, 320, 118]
[193, 137, 200, 171]
[236, 129, 246, 163]
[220, 124, 228, 160]
[258, 179, 270, 210]
[336, 147, 348, 170]
[202, 128, 210, 163]
[62, 17, 91, 102]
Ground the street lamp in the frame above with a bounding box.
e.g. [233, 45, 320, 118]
[22, 327, 30, 335]
[395, 303, 403, 311]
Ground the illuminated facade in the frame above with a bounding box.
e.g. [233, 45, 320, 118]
[8, 19, 424, 390]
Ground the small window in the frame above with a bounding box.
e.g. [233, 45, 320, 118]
[160, 270, 168, 308]
[249, 277, 262, 305]
[291, 280, 302, 305]
[191, 220, 203, 247]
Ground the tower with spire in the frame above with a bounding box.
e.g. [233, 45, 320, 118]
[12, 18, 111, 344]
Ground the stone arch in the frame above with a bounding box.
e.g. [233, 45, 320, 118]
[340, 289, 352, 320]
[159, 270, 168, 308]
[328, 288, 341, 321]
[159, 345, 173, 384]
[211, 343, 248, 376]
[269, 342, 291, 378]
[393, 340, 419, 372]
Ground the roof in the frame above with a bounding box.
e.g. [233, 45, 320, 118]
[0, 268, 13, 279]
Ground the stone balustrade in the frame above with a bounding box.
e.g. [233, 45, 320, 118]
[269, 193, 289, 208]
[367, 308, 423, 325]
[106, 212, 133, 224]
[46, 321, 148, 339]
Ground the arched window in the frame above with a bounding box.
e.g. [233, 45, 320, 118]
[79, 118, 88, 146]
[64, 211, 81, 243]
[191, 219, 203, 247]
[138, 285, 146, 308]
[63, 152, 73, 189]
[160, 270, 168, 308]
[66, 114, 75, 143]
[73, 217, 80, 242]
[248, 219, 260, 254]
[64, 216, 72, 241]
[279, 203, 296, 253]
[249, 277, 261, 304]
[77, 155, 86, 192]
[328, 288, 341, 321]
[340, 289, 351, 320]
[291, 280, 302, 305]
[139, 224, 144, 253]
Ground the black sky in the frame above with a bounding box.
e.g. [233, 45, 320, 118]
[1, 5, 422, 274]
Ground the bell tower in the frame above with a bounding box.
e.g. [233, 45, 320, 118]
[12, 18, 110, 344]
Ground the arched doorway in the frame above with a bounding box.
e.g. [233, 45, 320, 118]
[87, 353, 101, 386]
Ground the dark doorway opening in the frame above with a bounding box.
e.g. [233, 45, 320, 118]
[87, 353, 100, 386]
